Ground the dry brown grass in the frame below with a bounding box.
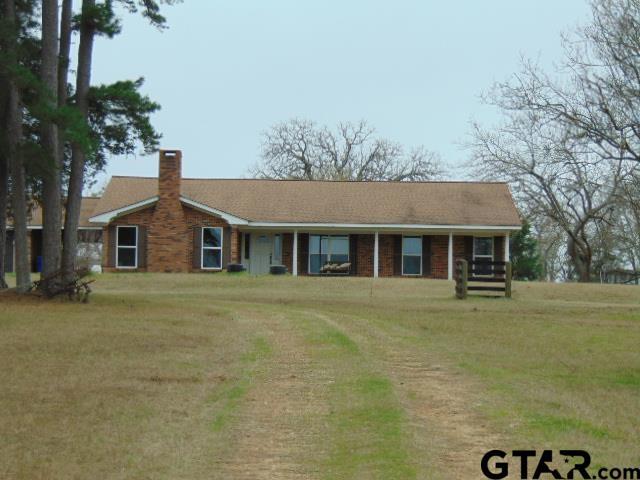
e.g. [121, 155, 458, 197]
[0, 273, 638, 479]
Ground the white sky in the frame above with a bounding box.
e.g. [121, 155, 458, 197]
[89, 0, 591, 191]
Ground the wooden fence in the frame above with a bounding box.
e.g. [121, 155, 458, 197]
[455, 259, 512, 299]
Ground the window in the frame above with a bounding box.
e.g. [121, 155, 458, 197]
[116, 226, 137, 268]
[402, 236, 422, 275]
[473, 236, 494, 275]
[244, 233, 250, 260]
[202, 227, 223, 269]
[273, 234, 282, 264]
[309, 235, 349, 274]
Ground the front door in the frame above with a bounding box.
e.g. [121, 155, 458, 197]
[250, 234, 273, 274]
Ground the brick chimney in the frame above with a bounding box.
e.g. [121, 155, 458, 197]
[148, 149, 188, 272]
[158, 149, 182, 205]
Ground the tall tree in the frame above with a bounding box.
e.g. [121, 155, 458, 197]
[61, 0, 170, 278]
[252, 119, 443, 181]
[40, 0, 62, 285]
[62, 0, 97, 278]
[2, 0, 31, 291]
[469, 109, 634, 282]
[0, 82, 8, 289]
[469, 0, 640, 281]
[500, 0, 640, 167]
[57, 0, 73, 160]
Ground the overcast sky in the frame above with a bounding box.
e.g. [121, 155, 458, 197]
[90, 0, 591, 190]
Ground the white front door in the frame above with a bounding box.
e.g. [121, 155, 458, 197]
[250, 234, 273, 275]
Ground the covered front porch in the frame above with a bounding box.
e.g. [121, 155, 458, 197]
[236, 227, 516, 279]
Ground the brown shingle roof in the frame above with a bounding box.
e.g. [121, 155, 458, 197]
[92, 177, 521, 227]
[10, 197, 101, 228]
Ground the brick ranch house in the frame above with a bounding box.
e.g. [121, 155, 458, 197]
[79, 150, 521, 279]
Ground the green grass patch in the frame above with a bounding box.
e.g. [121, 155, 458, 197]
[527, 413, 611, 439]
[306, 325, 360, 355]
[325, 375, 415, 480]
[210, 336, 271, 432]
[611, 370, 640, 389]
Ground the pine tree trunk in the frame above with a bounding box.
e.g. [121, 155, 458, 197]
[57, 0, 73, 160]
[0, 77, 8, 289]
[4, 0, 31, 292]
[40, 0, 62, 284]
[0, 150, 8, 290]
[62, 0, 95, 278]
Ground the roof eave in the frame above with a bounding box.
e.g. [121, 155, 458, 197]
[179, 197, 249, 225]
[89, 195, 250, 226]
[241, 222, 522, 231]
[89, 196, 159, 224]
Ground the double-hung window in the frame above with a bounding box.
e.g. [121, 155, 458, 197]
[473, 236, 494, 275]
[202, 227, 223, 269]
[116, 225, 138, 268]
[309, 235, 349, 274]
[402, 236, 422, 275]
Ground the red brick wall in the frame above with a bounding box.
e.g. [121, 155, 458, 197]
[282, 233, 293, 273]
[148, 151, 186, 272]
[102, 206, 155, 272]
[155, 232, 504, 279]
[355, 234, 374, 277]
[429, 235, 449, 279]
[103, 204, 230, 272]
[280, 233, 466, 279]
[231, 227, 240, 264]
[378, 234, 396, 277]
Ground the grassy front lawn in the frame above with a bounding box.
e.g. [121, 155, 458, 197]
[0, 274, 638, 479]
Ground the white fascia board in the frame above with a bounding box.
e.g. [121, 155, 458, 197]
[8, 226, 103, 230]
[180, 197, 249, 225]
[242, 222, 522, 232]
[88, 196, 159, 224]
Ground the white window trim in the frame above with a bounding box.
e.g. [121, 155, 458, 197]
[401, 235, 422, 276]
[473, 236, 495, 276]
[308, 234, 350, 275]
[116, 225, 138, 269]
[201, 226, 223, 270]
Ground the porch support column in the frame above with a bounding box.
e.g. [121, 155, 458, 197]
[373, 231, 379, 278]
[447, 232, 454, 281]
[292, 230, 298, 276]
[504, 233, 510, 262]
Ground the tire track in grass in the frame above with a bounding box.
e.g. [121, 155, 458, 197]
[308, 310, 501, 480]
[300, 314, 417, 480]
[209, 336, 272, 433]
[209, 305, 417, 480]
[211, 310, 335, 480]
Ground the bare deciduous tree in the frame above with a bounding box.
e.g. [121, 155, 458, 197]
[492, 0, 640, 167]
[469, 0, 640, 282]
[469, 110, 635, 282]
[251, 119, 444, 181]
